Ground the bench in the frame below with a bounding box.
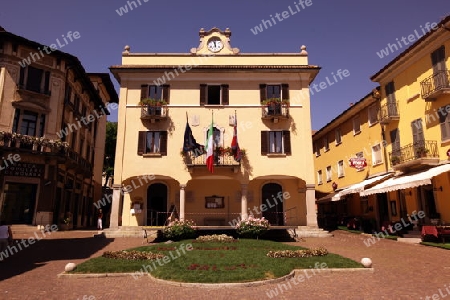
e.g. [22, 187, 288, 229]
[437, 226, 450, 243]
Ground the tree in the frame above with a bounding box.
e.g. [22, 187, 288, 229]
[103, 122, 117, 187]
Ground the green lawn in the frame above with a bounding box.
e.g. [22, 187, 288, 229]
[72, 239, 362, 283]
[338, 226, 363, 234]
[420, 242, 450, 250]
[338, 226, 397, 240]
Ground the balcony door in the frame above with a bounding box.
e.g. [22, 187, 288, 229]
[385, 82, 398, 116]
[390, 129, 401, 157]
[411, 119, 425, 158]
[431, 46, 448, 90]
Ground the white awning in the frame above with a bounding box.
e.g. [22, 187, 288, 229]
[316, 191, 342, 203]
[360, 164, 450, 196]
[339, 173, 393, 196]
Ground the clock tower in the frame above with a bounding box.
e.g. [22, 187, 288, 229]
[190, 27, 240, 55]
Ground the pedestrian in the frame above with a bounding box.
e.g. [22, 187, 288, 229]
[97, 209, 103, 230]
[0, 221, 13, 258]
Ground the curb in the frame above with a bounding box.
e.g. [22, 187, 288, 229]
[58, 267, 374, 287]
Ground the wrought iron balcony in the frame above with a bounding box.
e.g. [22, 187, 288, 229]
[141, 105, 168, 120]
[261, 103, 289, 121]
[421, 70, 450, 100]
[379, 102, 399, 124]
[389, 140, 439, 170]
[183, 149, 240, 173]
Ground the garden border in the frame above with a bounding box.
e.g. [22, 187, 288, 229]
[57, 267, 373, 287]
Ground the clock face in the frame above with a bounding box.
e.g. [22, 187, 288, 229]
[207, 37, 223, 52]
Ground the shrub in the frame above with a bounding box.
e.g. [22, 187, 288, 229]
[235, 216, 270, 239]
[267, 247, 328, 258]
[163, 219, 197, 241]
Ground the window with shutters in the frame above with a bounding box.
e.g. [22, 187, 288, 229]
[314, 140, 321, 156]
[335, 128, 342, 145]
[140, 84, 170, 103]
[371, 144, 383, 165]
[368, 104, 379, 126]
[439, 104, 450, 141]
[19, 65, 51, 95]
[317, 170, 323, 185]
[431, 46, 446, 74]
[390, 129, 401, 156]
[326, 166, 332, 182]
[323, 136, 329, 152]
[137, 131, 168, 156]
[260, 130, 291, 155]
[385, 81, 397, 108]
[199, 84, 229, 105]
[259, 84, 289, 102]
[337, 160, 344, 178]
[353, 115, 361, 135]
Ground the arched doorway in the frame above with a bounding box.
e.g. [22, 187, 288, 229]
[147, 183, 168, 226]
[262, 183, 284, 225]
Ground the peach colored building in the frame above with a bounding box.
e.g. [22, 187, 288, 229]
[109, 28, 321, 230]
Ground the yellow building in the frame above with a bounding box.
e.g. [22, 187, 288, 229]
[109, 28, 322, 231]
[368, 15, 450, 225]
[0, 26, 118, 228]
[313, 89, 393, 231]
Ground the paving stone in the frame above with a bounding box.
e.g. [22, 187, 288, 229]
[0, 230, 449, 299]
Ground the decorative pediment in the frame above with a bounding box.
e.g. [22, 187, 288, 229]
[190, 27, 240, 55]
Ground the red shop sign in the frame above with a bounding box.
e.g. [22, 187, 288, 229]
[348, 157, 367, 170]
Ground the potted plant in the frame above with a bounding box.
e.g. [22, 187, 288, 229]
[61, 216, 71, 230]
[139, 98, 167, 116]
[416, 147, 429, 158]
[391, 156, 401, 165]
[261, 98, 289, 115]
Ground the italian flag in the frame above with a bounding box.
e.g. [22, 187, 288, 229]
[206, 115, 214, 173]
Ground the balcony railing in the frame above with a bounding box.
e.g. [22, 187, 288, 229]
[389, 140, 439, 169]
[141, 105, 168, 120]
[183, 150, 240, 172]
[379, 102, 399, 124]
[0, 134, 92, 174]
[261, 103, 289, 120]
[421, 70, 450, 100]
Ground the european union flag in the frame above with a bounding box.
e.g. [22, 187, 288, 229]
[183, 122, 204, 157]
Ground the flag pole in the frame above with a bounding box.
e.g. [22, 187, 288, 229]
[186, 111, 188, 123]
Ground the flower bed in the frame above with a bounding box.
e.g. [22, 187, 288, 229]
[163, 219, 197, 241]
[187, 263, 257, 271]
[102, 250, 165, 260]
[267, 247, 328, 258]
[235, 216, 270, 238]
[195, 234, 235, 243]
[193, 246, 237, 250]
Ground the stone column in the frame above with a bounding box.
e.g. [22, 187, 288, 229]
[180, 184, 186, 221]
[109, 184, 122, 228]
[241, 184, 248, 220]
[305, 184, 318, 227]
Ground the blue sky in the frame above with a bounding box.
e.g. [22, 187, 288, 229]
[1, 0, 449, 130]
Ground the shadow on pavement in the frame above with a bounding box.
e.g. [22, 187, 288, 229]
[0, 237, 114, 281]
